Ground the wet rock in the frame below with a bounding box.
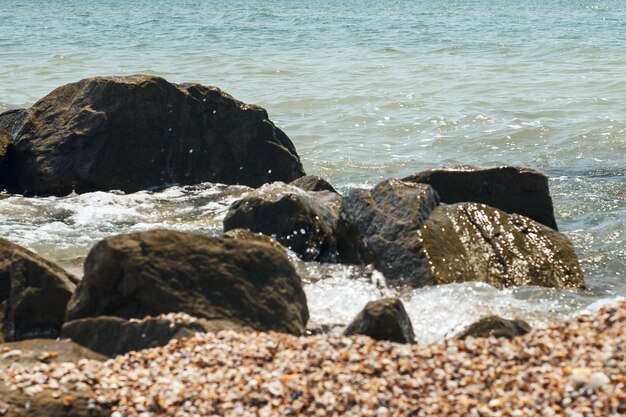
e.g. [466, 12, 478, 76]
[344, 298, 415, 343]
[0, 109, 27, 137]
[290, 175, 339, 194]
[222, 228, 288, 256]
[65, 229, 309, 335]
[224, 182, 342, 262]
[0, 338, 105, 368]
[417, 202, 584, 289]
[4, 75, 304, 196]
[456, 315, 531, 340]
[62, 315, 241, 357]
[403, 166, 558, 230]
[0, 238, 77, 341]
[337, 179, 440, 286]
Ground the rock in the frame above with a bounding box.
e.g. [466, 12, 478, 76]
[0, 128, 11, 180]
[402, 166, 558, 230]
[456, 315, 531, 340]
[0, 109, 27, 137]
[222, 228, 288, 256]
[62, 315, 239, 357]
[337, 179, 440, 286]
[290, 175, 339, 194]
[0, 238, 77, 341]
[4, 75, 304, 196]
[224, 182, 342, 262]
[344, 298, 415, 343]
[65, 229, 308, 335]
[0, 339, 105, 368]
[417, 202, 584, 289]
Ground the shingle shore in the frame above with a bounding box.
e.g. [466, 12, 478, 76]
[2, 303, 625, 417]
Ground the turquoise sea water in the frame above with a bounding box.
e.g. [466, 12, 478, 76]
[1, 0, 624, 341]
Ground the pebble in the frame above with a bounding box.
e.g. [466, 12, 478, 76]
[1, 302, 626, 416]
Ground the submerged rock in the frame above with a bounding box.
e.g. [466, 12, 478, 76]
[403, 166, 558, 230]
[344, 297, 415, 343]
[62, 315, 239, 357]
[0, 238, 77, 341]
[456, 315, 531, 340]
[290, 175, 339, 194]
[418, 203, 584, 289]
[65, 229, 309, 335]
[224, 182, 342, 262]
[3, 75, 304, 196]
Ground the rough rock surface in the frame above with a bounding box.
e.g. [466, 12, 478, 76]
[290, 175, 339, 194]
[403, 166, 558, 230]
[65, 229, 309, 335]
[417, 203, 584, 289]
[0, 238, 77, 341]
[344, 297, 415, 343]
[0, 109, 27, 137]
[456, 315, 531, 340]
[337, 179, 440, 285]
[4, 75, 304, 196]
[224, 182, 342, 262]
[62, 314, 241, 357]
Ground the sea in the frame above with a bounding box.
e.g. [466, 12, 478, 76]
[0, 0, 624, 342]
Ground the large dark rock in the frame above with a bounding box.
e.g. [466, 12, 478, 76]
[224, 182, 342, 262]
[0, 238, 77, 341]
[3, 75, 304, 196]
[337, 179, 440, 286]
[403, 166, 558, 230]
[290, 175, 339, 194]
[456, 315, 531, 340]
[417, 203, 584, 289]
[65, 229, 309, 335]
[62, 315, 236, 357]
[338, 179, 584, 289]
[344, 298, 415, 343]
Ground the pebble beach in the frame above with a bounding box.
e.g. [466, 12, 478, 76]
[2, 302, 625, 416]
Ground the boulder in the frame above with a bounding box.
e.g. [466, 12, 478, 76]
[456, 315, 531, 340]
[417, 203, 584, 289]
[4, 75, 304, 196]
[338, 179, 584, 289]
[0, 238, 77, 341]
[65, 230, 308, 335]
[290, 175, 339, 194]
[0, 109, 27, 137]
[62, 315, 237, 357]
[344, 298, 415, 343]
[402, 166, 558, 230]
[224, 183, 342, 262]
[0, 387, 111, 417]
[337, 179, 440, 286]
